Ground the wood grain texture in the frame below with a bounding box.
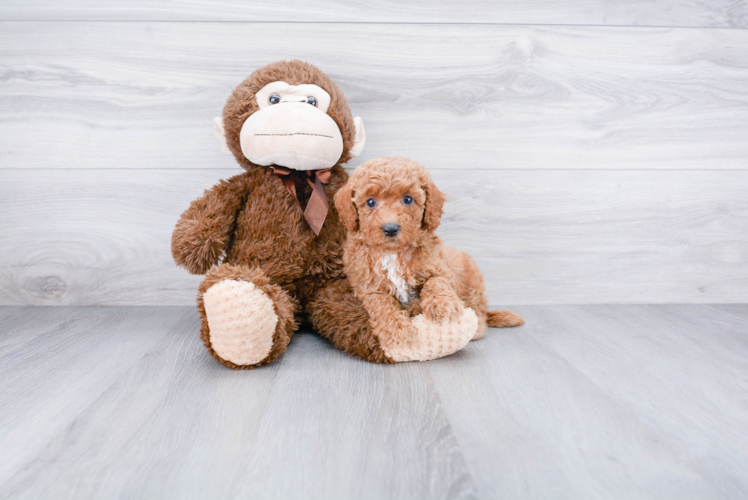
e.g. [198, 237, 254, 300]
[0, 0, 746, 27]
[0, 306, 477, 500]
[0, 306, 81, 357]
[1, 305, 747, 499]
[232, 336, 477, 500]
[1, 22, 748, 171]
[427, 304, 748, 499]
[0, 307, 189, 488]
[1, 168, 747, 306]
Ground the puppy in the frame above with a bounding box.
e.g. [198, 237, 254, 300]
[334, 157, 523, 353]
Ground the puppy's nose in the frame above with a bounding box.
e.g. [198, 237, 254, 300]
[382, 223, 400, 237]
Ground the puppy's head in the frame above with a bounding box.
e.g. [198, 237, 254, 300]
[334, 157, 445, 248]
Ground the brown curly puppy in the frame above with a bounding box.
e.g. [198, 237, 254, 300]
[334, 157, 523, 361]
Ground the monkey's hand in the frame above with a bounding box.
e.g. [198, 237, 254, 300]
[361, 289, 477, 363]
[171, 175, 247, 275]
[379, 307, 478, 363]
[172, 217, 228, 275]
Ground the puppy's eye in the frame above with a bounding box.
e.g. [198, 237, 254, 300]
[403, 195, 413, 206]
[366, 198, 376, 209]
[307, 96, 317, 106]
[269, 93, 280, 104]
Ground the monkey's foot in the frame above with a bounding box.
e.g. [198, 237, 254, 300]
[203, 279, 278, 366]
[381, 307, 478, 362]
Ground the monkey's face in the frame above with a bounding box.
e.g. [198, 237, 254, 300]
[239, 81, 347, 171]
[215, 62, 366, 172]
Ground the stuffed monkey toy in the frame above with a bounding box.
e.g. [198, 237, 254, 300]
[171, 60, 476, 368]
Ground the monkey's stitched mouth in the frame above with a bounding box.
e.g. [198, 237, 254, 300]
[254, 133, 334, 139]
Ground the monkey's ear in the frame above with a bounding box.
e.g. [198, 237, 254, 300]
[349, 117, 366, 158]
[213, 117, 232, 155]
[422, 178, 446, 232]
[334, 181, 359, 233]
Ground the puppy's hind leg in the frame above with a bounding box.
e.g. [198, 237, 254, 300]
[446, 247, 524, 338]
[446, 248, 491, 339]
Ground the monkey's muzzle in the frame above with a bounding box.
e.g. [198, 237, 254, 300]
[240, 103, 344, 171]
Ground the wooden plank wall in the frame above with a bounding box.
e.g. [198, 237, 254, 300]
[1, 3, 747, 305]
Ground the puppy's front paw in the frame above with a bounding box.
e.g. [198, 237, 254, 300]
[421, 296, 463, 324]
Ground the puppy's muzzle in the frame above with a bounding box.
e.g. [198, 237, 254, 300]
[382, 223, 401, 238]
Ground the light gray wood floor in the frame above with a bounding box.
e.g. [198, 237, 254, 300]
[1, 305, 747, 499]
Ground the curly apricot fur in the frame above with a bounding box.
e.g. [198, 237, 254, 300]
[334, 157, 524, 344]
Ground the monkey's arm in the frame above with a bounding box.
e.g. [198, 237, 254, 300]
[171, 174, 247, 275]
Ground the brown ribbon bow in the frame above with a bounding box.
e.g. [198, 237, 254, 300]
[269, 165, 332, 235]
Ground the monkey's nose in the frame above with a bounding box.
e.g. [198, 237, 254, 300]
[382, 223, 400, 237]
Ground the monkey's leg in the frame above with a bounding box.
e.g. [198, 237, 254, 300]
[198, 263, 298, 369]
[307, 280, 393, 364]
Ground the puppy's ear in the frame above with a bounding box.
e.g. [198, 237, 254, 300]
[334, 181, 358, 233]
[422, 178, 445, 231]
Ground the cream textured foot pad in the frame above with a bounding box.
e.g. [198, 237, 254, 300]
[381, 307, 478, 362]
[203, 279, 278, 366]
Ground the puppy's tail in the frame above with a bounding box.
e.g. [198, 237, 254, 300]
[486, 310, 525, 328]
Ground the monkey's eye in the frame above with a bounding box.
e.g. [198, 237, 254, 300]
[307, 96, 317, 106]
[403, 195, 413, 206]
[366, 198, 376, 209]
[269, 93, 281, 105]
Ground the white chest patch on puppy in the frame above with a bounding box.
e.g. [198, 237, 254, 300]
[379, 252, 415, 305]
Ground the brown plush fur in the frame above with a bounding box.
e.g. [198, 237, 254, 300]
[172, 60, 390, 367]
[334, 157, 524, 343]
